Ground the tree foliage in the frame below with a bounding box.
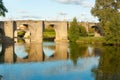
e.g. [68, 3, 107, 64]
[68, 17, 80, 42]
[91, 0, 120, 44]
[0, 0, 8, 16]
[79, 25, 87, 37]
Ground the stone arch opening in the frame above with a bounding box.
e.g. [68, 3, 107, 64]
[43, 21, 69, 42]
[13, 24, 30, 61]
[43, 23, 56, 41]
[91, 26, 103, 37]
[14, 24, 31, 43]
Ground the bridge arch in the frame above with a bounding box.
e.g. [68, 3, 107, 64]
[43, 23, 56, 41]
[15, 20, 43, 43]
[14, 24, 31, 43]
[44, 21, 69, 42]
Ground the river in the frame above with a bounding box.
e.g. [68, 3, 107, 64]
[0, 42, 120, 80]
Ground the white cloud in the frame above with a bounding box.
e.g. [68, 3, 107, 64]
[16, 10, 29, 14]
[81, 1, 94, 8]
[53, 0, 94, 7]
[54, 0, 81, 4]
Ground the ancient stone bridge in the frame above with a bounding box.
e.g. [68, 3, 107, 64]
[0, 20, 98, 44]
[0, 20, 97, 63]
[0, 20, 69, 43]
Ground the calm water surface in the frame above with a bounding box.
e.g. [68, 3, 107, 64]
[0, 42, 120, 80]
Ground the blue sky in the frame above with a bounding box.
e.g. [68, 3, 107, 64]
[0, 0, 98, 22]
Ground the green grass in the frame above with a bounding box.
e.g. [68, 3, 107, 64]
[88, 33, 94, 37]
[43, 31, 55, 38]
[43, 29, 56, 41]
[76, 37, 105, 44]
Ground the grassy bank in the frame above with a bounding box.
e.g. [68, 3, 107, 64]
[43, 30, 55, 41]
[76, 37, 104, 44]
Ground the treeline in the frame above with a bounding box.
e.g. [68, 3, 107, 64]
[69, 0, 120, 46]
[91, 0, 120, 45]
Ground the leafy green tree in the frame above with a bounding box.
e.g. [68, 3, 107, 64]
[0, 0, 8, 16]
[91, 0, 120, 44]
[79, 25, 87, 37]
[68, 17, 80, 42]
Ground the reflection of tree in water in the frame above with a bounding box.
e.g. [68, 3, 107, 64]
[69, 43, 87, 65]
[0, 75, 3, 80]
[93, 46, 120, 80]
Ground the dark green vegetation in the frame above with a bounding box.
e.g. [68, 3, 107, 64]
[69, 43, 87, 65]
[88, 27, 94, 37]
[70, 42, 120, 79]
[71, 0, 120, 45]
[17, 31, 26, 43]
[92, 46, 120, 80]
[0, 0, 8, 16]
[79, 25, 87, 37]
[68, 17, 80, 42]
[17, 31, 26, 38]
[68, 17, 87, 42]
[91, 0, 120, 45]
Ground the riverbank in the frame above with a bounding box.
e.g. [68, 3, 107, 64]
[76, 37, 104, 44]
[43, 29, 55, 41]
[76, 37, 120, 46]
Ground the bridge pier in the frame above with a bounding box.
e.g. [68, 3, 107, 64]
[54, 21, 69, 42]
[1, 21, 16, 44]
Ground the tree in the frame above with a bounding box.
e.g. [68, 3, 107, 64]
[0, 0, 8, 16]
[91, 0, 120, 44]
[79, 25, 87, 37]
[68, 17, 79, 42]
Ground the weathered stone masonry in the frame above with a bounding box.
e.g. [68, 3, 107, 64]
[0, 20, 99, 44]
[0, 20, 69, 43]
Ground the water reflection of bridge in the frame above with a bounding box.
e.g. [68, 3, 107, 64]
[0, 42, 102, 63]
[0, 42, 69, 63]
